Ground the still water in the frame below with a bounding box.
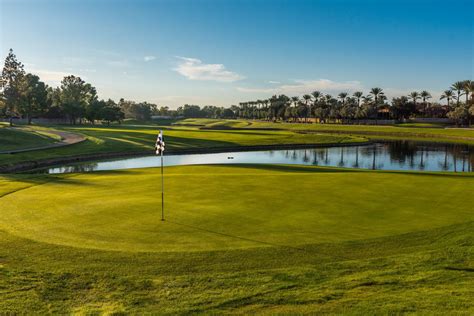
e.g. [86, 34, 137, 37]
[39, 141, 473, 174]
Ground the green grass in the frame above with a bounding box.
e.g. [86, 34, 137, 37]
[0, 124, 60, 151]
[394, 122, 450, 128]
[241, 120, 474, 145]
[0, 122, 362, 167]
[2, 118, 474, 168]
[0, 165, 472, 313]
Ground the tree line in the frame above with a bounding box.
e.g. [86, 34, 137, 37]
[0, 49, 161, 125]
[234, 83, 473, 125]
[1, 49, 473, 126]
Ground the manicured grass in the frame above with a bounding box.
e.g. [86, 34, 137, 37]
[0, 124, 60, 151]
[242, 120, 474, 144]
[2, 119, 474, 168]
[0, 123, 362, 166]
[0, 165, 472, 313]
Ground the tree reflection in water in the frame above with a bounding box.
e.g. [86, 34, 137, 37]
[39, 141, 473, 174]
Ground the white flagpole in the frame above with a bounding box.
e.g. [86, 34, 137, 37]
[160, 138, 165, 221]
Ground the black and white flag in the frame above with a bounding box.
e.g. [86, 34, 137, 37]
[155, 130, 165, 155]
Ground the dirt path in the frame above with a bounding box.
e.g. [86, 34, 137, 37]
[0, 129, 86, 154]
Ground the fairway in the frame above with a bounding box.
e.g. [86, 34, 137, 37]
[1, 165, 473, 252]
[0, 165, 473, 313]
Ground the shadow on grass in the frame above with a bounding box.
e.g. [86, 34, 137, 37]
[221, 163, 474, 177]
[0, 173, 96, 198]
[166, 219, 305, 251]
[223, 164, 360, 173]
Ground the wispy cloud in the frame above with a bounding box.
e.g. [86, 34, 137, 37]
[238, 80, 444, 102]
[144, 55, 156, 62]
[268, 80, 280, 84]
[237, 79, 363, 95]
[106, 60, 130, 68]
[29, 69, 85, 86]
[174, 57, 244, 82]
[61, 56, 93, 66]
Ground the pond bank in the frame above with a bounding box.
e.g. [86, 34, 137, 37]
[0, 140, 371, 173]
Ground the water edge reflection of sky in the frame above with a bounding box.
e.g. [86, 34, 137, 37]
[43, 141, 473, 174]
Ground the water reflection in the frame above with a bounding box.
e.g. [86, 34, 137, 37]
[38, 141, 473, 174]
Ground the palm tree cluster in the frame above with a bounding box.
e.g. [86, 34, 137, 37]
[236, 88, 389, 123]
[234, 80, 473, 125]
[441, 80, 474, 125]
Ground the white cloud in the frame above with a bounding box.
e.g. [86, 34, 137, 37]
[383, 87, 443, 102]
[61, 56, 93, 66]
[144, 56, 156, 62]
[174, 57, 244, 82]
[268, 80, 280, 84]
[29, 69, 74, 85]
[237, 79, 363, 95]
[106, 60, 130, 68]
[28, 69, 87, 86]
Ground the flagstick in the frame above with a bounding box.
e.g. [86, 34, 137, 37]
[161, 150, 165, 221]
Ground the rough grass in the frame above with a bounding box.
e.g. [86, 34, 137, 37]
[0, 165, 472, 313]
[0, 124, 60, 151]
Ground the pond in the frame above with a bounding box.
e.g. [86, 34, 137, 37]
[38, 141, 473, 174]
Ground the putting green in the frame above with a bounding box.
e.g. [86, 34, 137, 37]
[0, 165, 473, 252]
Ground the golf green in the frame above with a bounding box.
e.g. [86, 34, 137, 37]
[1, 165, 472, 252]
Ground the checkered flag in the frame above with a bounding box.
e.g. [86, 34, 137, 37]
[155, 130, 165, 155]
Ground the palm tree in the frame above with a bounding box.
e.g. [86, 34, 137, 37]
[408, 91, 421, 104]
[369, 87, 384, 105]
[311, 91, 322, 122]
[362, 95, 373, 104]
[291, 96, 299, 122]
[311, 91, 321, 101]
[420, 90, 431, 103]
[338, 92, 348, 105]
[353, 91, 363, 107]
[451, 81, 465, 106]
[462, 80, 471, 105]
[302, 94, 312, 122]
[440, 90, 455, 107]
[420, 90, 432, 116]
[468, 81, 474, 105]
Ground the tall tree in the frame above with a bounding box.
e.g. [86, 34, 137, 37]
[17, 73, 50, 124]
[311, 91, 322, 122]
[291, 96, 299, 122]
[451, 81, 465, 106]
[468, 81, 474, 106]
[302, 94, 312, 122]
[338, 92, 348, 105]
[420, 90, 431, 103]
[369, 87, 384, 105]
[59, 75, 97, 124]
[101, 99, 124, 125]
[440, 90, 455, 107]
[462, 80, 471, 105]
[408, 91, 421, 104]
[353, 91, 363, 107]
[0, 49, 25, 126]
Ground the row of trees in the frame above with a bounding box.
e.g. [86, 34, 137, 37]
[1, 49, 473, 125]
[0, 49, 161, 125]
[235, 81, 473, 125]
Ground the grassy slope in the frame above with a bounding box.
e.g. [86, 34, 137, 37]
[0, 122, 362, 166]
[2, 118, 474, 167]
[244, 120, 474, 145]
[0, 124, 60, 151]
[0, 165, 472, 313]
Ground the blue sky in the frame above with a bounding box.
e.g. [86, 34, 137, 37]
[1, 0, 472, 107]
